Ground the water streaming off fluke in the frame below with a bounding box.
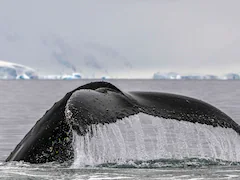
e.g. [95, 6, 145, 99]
[69, 113, 240, 167]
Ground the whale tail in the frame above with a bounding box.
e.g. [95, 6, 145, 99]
[5, 82, 240, 164]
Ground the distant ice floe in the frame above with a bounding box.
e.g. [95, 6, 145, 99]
[153, 72, 240, 80]
[61, 73, 82, 80]
[101, 76, 112, 80]
[223, 73, 240, 80]
[41, 73, 82, 80]
[153, 72, 181, 80]
[153, 72, 205, 80]
[0, 60, 38, 79]
[41, 74, 112, 80]
[1, 59, 240, 80]
[202, 75, 219, 80]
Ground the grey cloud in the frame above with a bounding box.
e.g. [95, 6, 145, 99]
[84, 54, 102, 70]
[0, 0, 240, 78]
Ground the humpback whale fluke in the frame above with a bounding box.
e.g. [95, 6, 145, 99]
[6, 82, 240, 164]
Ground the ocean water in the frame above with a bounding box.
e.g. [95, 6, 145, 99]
[1, 79, 240, 179]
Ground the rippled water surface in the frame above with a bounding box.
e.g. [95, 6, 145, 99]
[1, 80, 240, 179]
[1, 161, 240, 180]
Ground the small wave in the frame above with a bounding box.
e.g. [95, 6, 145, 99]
[2, 158, 240, 170]
[1, 159, 240, 180]
[0, 160, 71, 170]
[0, 161, 71, 179]
[95, 158, 240, 169]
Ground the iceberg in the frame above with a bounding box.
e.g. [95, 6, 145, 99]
[223, 73, 240, 80]
[40, 75, 61, 80]
[101, 76, 111, 80]
[61, 73, 82, 80]
[202, 75, 219, 80]
[16, 74, 30, 80]
[153, 72, 181, 79]
[153, 72, 221, 80]
[181, 75, 203, 80]
[0, 60, 38, 79]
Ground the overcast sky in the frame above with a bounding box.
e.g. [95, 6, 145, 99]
[0, 0, 240, 78]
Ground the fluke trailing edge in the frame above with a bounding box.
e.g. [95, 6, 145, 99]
[6, 82, 240, 164]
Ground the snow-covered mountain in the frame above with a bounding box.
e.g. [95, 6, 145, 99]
[0, 60, 38, 79]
